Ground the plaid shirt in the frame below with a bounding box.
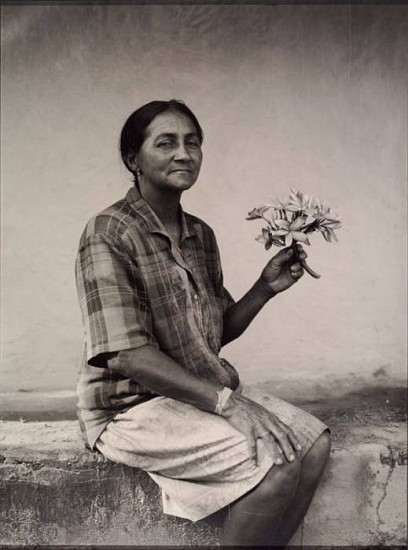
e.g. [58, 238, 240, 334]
[75, 186, 239, 449]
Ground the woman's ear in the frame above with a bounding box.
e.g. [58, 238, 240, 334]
[125, 151, 139, 172]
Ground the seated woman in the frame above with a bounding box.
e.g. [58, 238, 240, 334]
[75, 99, 331, 547]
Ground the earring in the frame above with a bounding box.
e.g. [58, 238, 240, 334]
[135, 167, 142, 179]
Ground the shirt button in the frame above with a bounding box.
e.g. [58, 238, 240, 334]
[193, 294, 198, 301]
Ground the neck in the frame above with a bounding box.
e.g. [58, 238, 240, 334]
[138, 183, 181, 224]
[153, 202, 180, 224]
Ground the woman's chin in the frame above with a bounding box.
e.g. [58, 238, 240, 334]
[165, 176, 198, 192]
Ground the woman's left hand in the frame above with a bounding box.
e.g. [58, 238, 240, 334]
[260, 244, 306, 294]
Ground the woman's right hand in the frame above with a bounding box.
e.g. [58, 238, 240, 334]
[221, 394, 302, 465]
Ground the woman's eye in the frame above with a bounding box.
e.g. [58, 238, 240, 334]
[157, 141, 173, 148]
[187, 140, 200, 148]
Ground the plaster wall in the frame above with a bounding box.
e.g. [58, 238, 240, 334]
[1, 4, 407, 391]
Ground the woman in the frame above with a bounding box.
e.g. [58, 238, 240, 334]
[75, 99, 330, 546]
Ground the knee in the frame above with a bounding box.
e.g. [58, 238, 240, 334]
[260, 458, 301, 499]
[276, 457, 302, 486]
[313, 430, 331, 464]
[302, 430, 331, 475]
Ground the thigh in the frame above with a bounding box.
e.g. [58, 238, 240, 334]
[243, 387, 328, 460]
[96, 396, 262, 481]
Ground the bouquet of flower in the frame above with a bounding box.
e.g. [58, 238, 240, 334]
[246, 189, 342, 279]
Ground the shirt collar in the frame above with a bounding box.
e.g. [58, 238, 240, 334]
[125, 186, 197, 241]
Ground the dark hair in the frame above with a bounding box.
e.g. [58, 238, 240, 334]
[120, 99, 204, 185]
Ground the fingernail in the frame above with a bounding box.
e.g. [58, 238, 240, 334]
[276, 458, 283, 465]
[297, 444, 302, 450]
[289, 454, 295, 461]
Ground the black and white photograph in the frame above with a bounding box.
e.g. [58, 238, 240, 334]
[1, 1, 407, 548]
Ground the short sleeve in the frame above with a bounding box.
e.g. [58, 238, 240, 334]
[75, 232, 157, 366]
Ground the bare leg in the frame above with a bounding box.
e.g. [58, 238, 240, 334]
[272, 430, 331, 546]
[220, 459, 301, 546]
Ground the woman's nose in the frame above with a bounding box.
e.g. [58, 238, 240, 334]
[173, 144, 190, 161]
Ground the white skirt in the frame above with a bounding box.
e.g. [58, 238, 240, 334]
[96, 388, 328, 522]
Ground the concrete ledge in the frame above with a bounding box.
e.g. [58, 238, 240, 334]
[0, 389, 406, 546]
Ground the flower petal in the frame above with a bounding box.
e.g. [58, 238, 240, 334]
[292, 231, 308, 242]
[304, 209, 316, 217]
[275, 219, 290, 229]
[272, 236, 286, 247]
[255, 234, 267, 243]
[285, 204, 301, 212]
[290, 217, 306, 231]
[285, 233, 294, 246]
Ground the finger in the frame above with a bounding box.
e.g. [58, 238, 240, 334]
[290, 262, 302, 272]
[272, 247, 294, 266]
[106, 353, 121, 371]
[276, 421, 303, 454]
[267, 426, 297, 462]
[259, 433, 284, 465]
[245, 430, 258, 465]
[282, 426, 302, 453]
[290, 265, 304, 279]
[295, 243, 308, 260]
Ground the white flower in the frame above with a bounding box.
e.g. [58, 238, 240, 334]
[274, 217, 311, 247]
[286, 189, 316, 216]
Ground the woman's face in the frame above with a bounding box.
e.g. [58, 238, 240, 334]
[136, 110, 202, 196]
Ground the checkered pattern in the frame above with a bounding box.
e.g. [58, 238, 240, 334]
[75, 186, 237, 449]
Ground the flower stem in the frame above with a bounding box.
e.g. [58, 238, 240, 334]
[291, 241, 321, 279]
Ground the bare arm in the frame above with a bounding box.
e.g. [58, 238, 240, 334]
[107, 344, 301, 464]
[106, 345, 223, 412]
[222, 278, 276, 346]
[222, 245, 307, 346]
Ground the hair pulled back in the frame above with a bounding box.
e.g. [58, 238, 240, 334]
[120, 99, 204, 185]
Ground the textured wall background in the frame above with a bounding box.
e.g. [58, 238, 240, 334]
[1, 4, 407, 391]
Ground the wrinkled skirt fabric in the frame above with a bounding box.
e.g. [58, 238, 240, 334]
[96, 388, 328, 521]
